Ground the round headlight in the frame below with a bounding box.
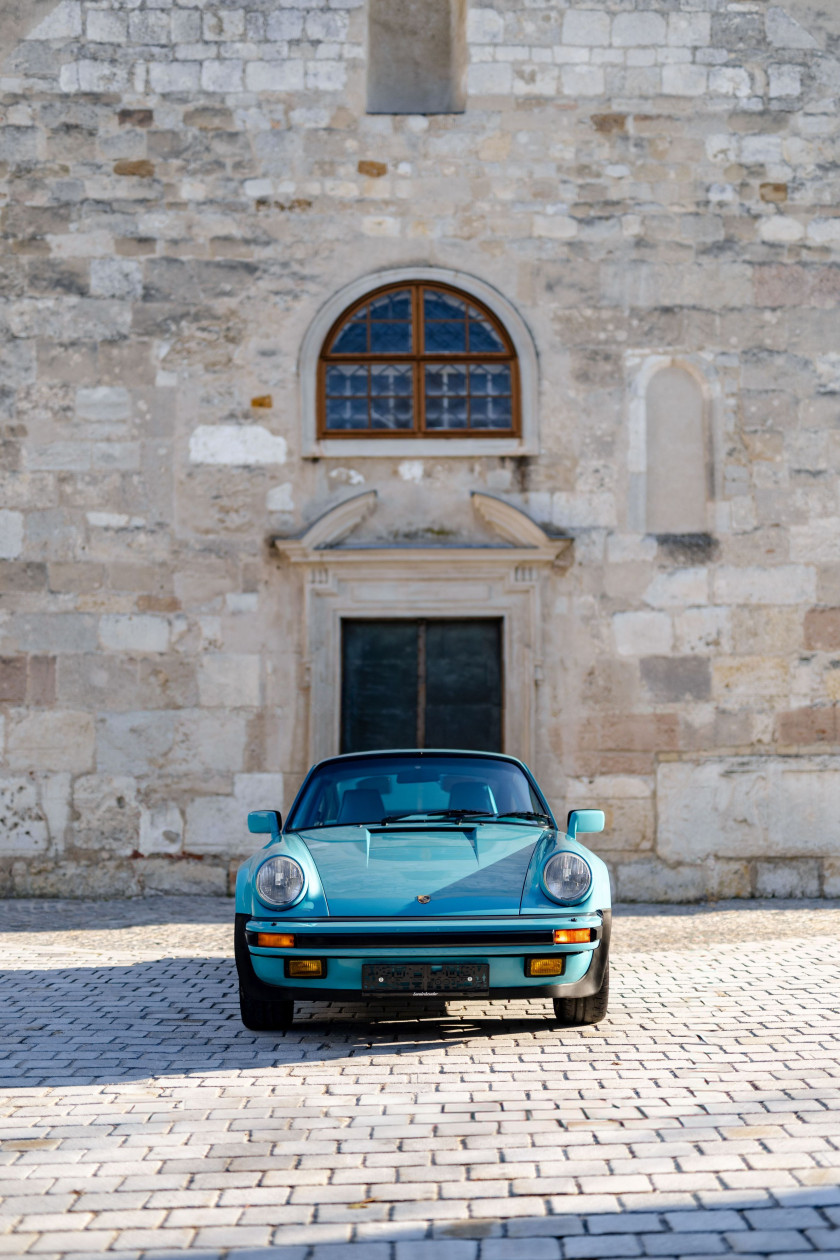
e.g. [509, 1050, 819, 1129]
[542, 851, 592, 904]
[256, 856, 305, 907]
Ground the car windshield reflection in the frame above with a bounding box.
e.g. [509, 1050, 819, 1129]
[287, 754, 552, 831]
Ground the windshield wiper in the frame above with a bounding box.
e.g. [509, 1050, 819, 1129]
[491, 810, 552, 824]
[379, 809, 495, 824]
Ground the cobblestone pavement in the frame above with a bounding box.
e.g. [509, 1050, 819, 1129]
[1, 898, 839, 1260]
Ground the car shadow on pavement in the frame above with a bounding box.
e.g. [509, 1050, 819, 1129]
[0, 954, 594, 1088]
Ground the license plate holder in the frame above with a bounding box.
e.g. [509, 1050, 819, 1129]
[362, 962, 489, 996]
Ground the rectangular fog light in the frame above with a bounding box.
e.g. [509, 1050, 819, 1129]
[257, 933, 295, 948]
[527, 957, 566, 977]
[553, 929, 593, 944]
[286, 958, 325, 979]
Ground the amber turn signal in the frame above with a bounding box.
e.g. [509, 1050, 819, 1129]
[553, 928, 593, 944]
[527, 958, 565, 977]
[256, 933, 295, 948]
[286, 958, 325, 978]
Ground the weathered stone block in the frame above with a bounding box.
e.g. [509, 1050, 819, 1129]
[0, 510, 24, 560]
[713, 657, 789, 702]
[644, 568, 709, 609]
[99, 614, 170, 654]
[776, 706, 839, 747]
[72, 775, 140, 854]
[612, 12, 666, 46]
[615, 859, 707, 904]
[140, 857, 227, 896]
[0, 778, 49, 856]
[139, 802, 184, 856]
[613, 611, 673, 656]
[563, 10, 610, 47]
[755, 860, 820, 899]
[804, 608, 840, 651]
[657, 757, 840, 863]
[185, 772, 284, 855]
[198, 654, 261, 709]
[0, 658, 27, 704]
[641, 656, 712, 703]
[674, 607, 732, 656]
[714, 566, 816, 606]
[7, 711, 94, 773]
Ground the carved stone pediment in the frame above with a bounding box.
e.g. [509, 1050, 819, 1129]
[274, 490, 571, 567]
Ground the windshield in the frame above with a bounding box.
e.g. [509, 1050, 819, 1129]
[287, 754, 550, 830]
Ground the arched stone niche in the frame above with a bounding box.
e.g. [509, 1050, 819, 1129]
[626, 355, 720, 535]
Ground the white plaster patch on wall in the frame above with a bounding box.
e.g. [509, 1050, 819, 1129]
[189, 425, 288, 466]
[0, 511, 24, 560]
[139, 802, 184, 856]
[266, 483, 295, 511]
[328, 468, 365, 486]
[398, 460, 424, 483]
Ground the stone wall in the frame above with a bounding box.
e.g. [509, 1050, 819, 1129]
[1, 0, 839, 899]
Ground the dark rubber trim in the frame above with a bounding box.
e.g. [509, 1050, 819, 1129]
[246, 928, 600, 949]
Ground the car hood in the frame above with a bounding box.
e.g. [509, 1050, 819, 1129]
[295, 824, 546, 916]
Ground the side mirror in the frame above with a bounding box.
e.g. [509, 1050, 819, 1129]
[567, 809, 605, 840]
[248, 809, 282, 836]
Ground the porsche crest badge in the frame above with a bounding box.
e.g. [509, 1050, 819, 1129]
[416, 894, 431, 904]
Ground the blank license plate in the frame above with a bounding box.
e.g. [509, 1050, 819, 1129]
[362, 962, 489, 996]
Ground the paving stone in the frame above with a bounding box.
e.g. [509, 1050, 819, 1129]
[1, 900, 840, 1258]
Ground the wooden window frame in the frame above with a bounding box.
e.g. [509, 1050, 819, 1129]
[317, 281, 521, 440]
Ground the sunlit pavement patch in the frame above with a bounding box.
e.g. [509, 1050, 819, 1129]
[1, 896, 839, 1259]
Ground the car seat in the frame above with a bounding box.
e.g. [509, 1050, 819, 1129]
[447, 781, 495, 814]
[336, 788, 385, 825]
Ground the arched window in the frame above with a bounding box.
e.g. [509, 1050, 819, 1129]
[318, 282, 519, 439]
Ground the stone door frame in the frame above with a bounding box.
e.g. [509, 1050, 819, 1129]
[275, 492, 570, 765]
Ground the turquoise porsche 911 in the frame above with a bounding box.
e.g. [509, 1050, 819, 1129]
[234, 750, 611, 1030]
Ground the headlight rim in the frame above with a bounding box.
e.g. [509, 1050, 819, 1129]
[540, 850, 593, 905]
[255, 854, 307, 909]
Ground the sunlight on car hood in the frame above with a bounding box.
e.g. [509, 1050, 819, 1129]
[295, 824, 544, 916]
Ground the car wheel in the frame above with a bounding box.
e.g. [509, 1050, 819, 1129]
[552, 959, 609, 1027]
[239, 986, 294, 1031]
[234, 912, 295, 1032]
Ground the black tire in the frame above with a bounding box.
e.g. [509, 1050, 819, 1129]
[553, 959, 609, 1027]
[234, 912, 294, 1031]
[238, 986, 294, 1032]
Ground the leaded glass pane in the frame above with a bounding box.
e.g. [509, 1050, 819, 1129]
[424, 289, 467, 354]
[469, 364, 512, 430]
[326, 396, 371, 429]
[370, 320, 412, 353]
[331, 320, 368, 353]
[326, 365, 368, 396]
[468, 306, 505, 353]
[371, 364, 413, 396]
[325, 365, 369, 430]
[369, 364, 414, 429]
[424, 365, 468, 430]
[369, 290, 412, 321]
[371, 397, 413, 429]
[424, 290, 466, 320]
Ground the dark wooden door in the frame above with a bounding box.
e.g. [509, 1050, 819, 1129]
[341, 619, 502, 754]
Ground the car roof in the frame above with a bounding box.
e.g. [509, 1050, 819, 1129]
[311, 749, 530, 770]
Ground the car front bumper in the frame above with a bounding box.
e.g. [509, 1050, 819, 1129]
[243, 911, 610, 1000]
